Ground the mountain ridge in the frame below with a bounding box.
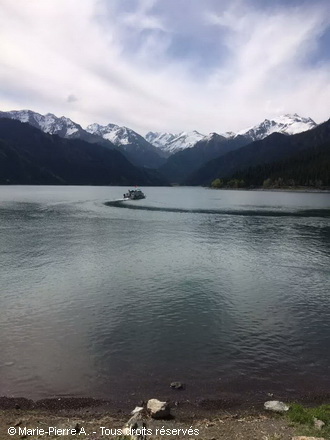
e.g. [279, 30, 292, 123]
[158, 133, 249, 184]
[0, 111, 328, 188]
[0, 118, 168, 186]
[86, 122, 166, 168]
[233, 113, 317, 141]
[185, 118, 330, 186]
[0, 109, 318, 157]
[0, 109, 324, 186]
[226, 140, 330, 188]
[145, 114, 317, 154]
[146, 130, 206, 155]
[0, 110, 165, 169]
[0, 109, 107, 145]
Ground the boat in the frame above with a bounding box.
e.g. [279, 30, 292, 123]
[123, 189, 146, 200]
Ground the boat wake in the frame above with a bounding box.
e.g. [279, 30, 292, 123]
[104, 201, 330, 218]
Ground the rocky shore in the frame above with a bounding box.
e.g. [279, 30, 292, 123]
[1, 396, 329, 440]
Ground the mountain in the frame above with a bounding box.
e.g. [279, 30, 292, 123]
[220, 131, 236, 139]
[145, 132, 177, 150]
[234, 114, 317, 142]
[0, 110, 165, 169]
[0, 109, 105, 144]
[146, 130, 206, 155]
[146, 113, 316, 161]
[86, 122, 139, 144]
[86, 123, 165, 168]
[159, 133, 250, 184]
[146, 114, 316, 154]
[226, 140, 330, 188]
[0, 118, 168, 186]
[1, 109, 319, 180]
[186, 118, 330, 186]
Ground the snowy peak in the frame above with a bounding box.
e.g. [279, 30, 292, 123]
[220, 131, 236, 139]
[145, 132, 177, 149]
[145, 114, 317, 156]
[39, 113, 81, 137]
[0, 109, 47, 130]
[146, 114, 317, 153]
[85, 121, 166, 167]
[146, 130, 206, 154]
[86, 122, 144, 146]
[0, 109, 82, 138]
[202, 132, 228, 143]
[168, 130, 206, 150]
[236, 114, 317, 141]
[0, 109, 319, 160]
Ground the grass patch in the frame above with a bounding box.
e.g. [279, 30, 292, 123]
[287, 403, 330, 425]
[287, 403, 330, 439]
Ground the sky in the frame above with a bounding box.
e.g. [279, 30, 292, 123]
[0, 0, 329, 135]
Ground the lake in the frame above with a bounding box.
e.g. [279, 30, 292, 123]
[0, 186, 330, 404]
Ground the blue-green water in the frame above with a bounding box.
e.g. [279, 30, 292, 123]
[0, 186, 330, 402]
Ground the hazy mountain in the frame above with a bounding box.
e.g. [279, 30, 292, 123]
[186, 118, 330, 186]
[86, 122, 166, 168]
[0, 118, 168, 186]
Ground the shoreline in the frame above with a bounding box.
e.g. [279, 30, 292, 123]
[207, 186, 330, 193]
[2, 391, 330, 415]
[1, 395, 329, 440]
[1, 183, 330, 193]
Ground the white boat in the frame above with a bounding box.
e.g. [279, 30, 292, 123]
[123, 189, 146, 200]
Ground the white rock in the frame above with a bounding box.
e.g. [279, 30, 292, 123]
[123, 412, 147, 440]
[264, 400, 289, 412]
[314, 418, 325, 430]
[147, 399, 170, 419]
[292, 437, 326, 440]
[131, 406, 144, 415]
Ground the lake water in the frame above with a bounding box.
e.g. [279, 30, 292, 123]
[1, 186, 330, 404]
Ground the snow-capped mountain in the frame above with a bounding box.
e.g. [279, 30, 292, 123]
[235, 114, 317, 142]
[0, 110, 80, 137]
[0, 109, 103, 144]
[86, 122, 166, 167]
[147, 114, 316, 154]
[0, 109, 319, 169]
[145, 132, 177, 149]
[146, 130, 206, 154]
[87, 123, 145, 146]
[0, 110, 165, 168]
[220, 131, 236, 139]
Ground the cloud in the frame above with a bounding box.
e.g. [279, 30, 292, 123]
[0, 0, 329, 134]
[67, 94, 78, 103]
[119, 0, 166, 31]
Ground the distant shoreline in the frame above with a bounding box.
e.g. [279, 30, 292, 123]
[1, 183, 330, 193]
[208, 186, 330, 193]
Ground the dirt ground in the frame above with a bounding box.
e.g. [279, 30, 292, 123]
[1, 395, 329, 440]
[0, 406, 301, 440]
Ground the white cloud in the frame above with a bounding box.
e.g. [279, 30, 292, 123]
[120, 0, 166, 31]
[0, 0, 329, 135]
